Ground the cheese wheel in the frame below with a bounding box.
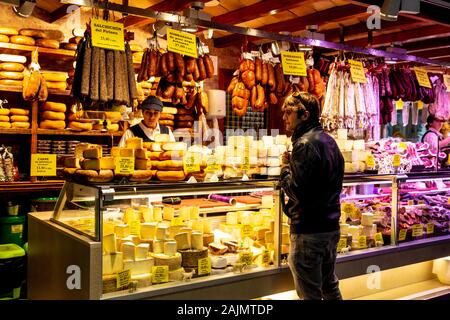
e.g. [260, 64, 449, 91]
[10, 35, 35, 46]
[162, 107, 178, 115]
[176, 108, 194, 115]
[0, 27, 18, 36]
[0, 35, 9, 43]
[159, 120, 174, 127]
[76, 169, 114, 183]
[159, 150, 184, 160]
[46, 81, 67, 90]
[68, 121, 92, 131]
[129, 44, 143, 52]
[0, 71, 23, 80]
[162, 142, 187, 151]
[0, 63, 24, 72]
[0, 115, 9, 122]
[0, 122, 11, 128]
[176, 121, 193, 128]
[159, 113, 175, 121]
[156, 170, 186, 181]
[108, 123, 119, 132]
[0, 54, 26, 64]
[175, 114, 195, 122]
[60, 43, 78, 51]
[10, 115, 29, 122]
[35, 39, 59, 49]
[133, 52, 144, 62]
[0, 79, 22, 87]
[40, 101, 66, 113]
[0, 108, 9, 115]
[130, 170, 154, 182]
[156, 160, 183, 170]
[39, 120, 66, 130]
[11, 121, 30, 129]
[9, 108, 29, 116]
[104, 111, 122, 121]
[41, 71, 67, 82]
[41, 110, 65, 121]
[19, 29, 47, 39]
[69, 36, 82, 44]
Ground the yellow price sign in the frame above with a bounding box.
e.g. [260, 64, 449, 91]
[418, 200, 425, 205]
[183, 151, 201, 173]
[198, 257, 211, 276]
[167, 28, 198, 58]
[31, 154, 56, 176]
[399, 229, 407, 241]
[348, 59, 367, 84]
[366, 154, 375, 168]
[412, 224, 424, 237]
[396, 99, 404, 110]
[91, 18, 125, 51]
[407, 200, 414, 206]
[358, 236, 367, 249]
[171, 216, 184, 227]
[205, 155, 220, 173]
[239, 251, 253, 266]
[11, 224, 23, 234]
[427, 223, 434, 235]
[414, 67, 432, 88]
[241, 224, 253, 238]
[392, 154, 401, 167]
[262, 249, 270, 265]
[399, 142, 407, 150]
[151, 266, 169, 284]
[447, 197, 450, 205]
[444, 74, 450, 92]
[114, 156, 135, 175]
[374, 232, 384, 245]
[116, 269, 131, 289]
[337, 238, 347, 253]
[241, 148, 250, 171]
[280, 51, 307, 76]
[129, 220, 140, 236]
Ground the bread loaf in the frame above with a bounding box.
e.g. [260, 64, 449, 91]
[11, 121, 30, 129]
[9, 108, 29, 116]
[10, 115, 29, 122]
[0, 63, 24, 72]
[19, 29, 47, 38]
[10, 35, 35, 46]
[40, 101, 66, 113]
[39, 120, 65, 130]
[0, 71, 23, 80]
[156, 170, 186, 181]
[0, 27, 18, 36]
[41, 110, 65, 121]
[0, 35, 9, 43]
[36, 39, 59, 49]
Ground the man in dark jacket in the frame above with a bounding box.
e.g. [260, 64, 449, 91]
[279, 92, 344, 300]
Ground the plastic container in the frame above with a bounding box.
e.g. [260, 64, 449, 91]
[0, 216, 25, 246]
[0, 244, 25, 300]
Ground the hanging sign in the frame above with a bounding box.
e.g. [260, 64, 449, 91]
[414, 67, 432, 88]
[280, 51, 307, 76]
[91, 18, 125, 51]
[116, 269, 131, 289]
[151, 266, 169, 284]
[183, 151, 201, 173]
[114, 157, 134, 175]
[31, 154, 56, 176]
[198, 257, 211, 276]
[167, 28, 198, 58]
[348, 59, 367, 84]
[444, 75, 450, 92]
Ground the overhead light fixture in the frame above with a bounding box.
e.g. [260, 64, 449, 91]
[380, 0, 401, 21]
[269, 10, 278, 15]
[181, 25, 198, 33]
[298, 44, 313, 51]
[12, 0, 36, 18]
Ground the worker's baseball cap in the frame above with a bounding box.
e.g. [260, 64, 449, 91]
[142, 95, 163, 112]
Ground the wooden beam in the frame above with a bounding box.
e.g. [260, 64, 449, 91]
[31, 5, 51, 23]
[214, 4, 366, 48]
[403, 37, 450, 53]
[346, 25, 450, 48]
[414, 48, 450, 59]
[212, 0, 310, 25]
[50, 4, 74, 23]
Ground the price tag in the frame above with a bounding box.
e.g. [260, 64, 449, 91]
[114, 156, 134, 174]
[11, 224, 23, 234]
[418, 200, 425, 205]
[183, 151, 201, 173]
[427, 223, 434, 235]
[348, 59, 367, 84]
[167, 28, 198, 58]
[399, 142, 407, 150]
[366, 154, 375, 168]
[262, 249, 270, 265]
[448, 197, 450, 205]
[241, 147, 250, 171]
[337, 238, 347, 252]
[151, 266, 169, 284]
[392, 154, 401, 167]
[205, 155, 220, 173]
[396, 99, 404, 110]
[201, 45, 210, 54]
[251, 51, 261, 58]
[30, 154, 56, 176]
[239, 251, 253, 266]
[374, 232, 384, 245]
[129, 220, 140, 236]
[280, 51, 307, 76]
[412, 224, 424, 237]
[241, 224, 253, 238]
[171, 216, 184, 226]
[262, 51, 273, 61]
[198, 257, 211, 276]
[444, 74, 450, 92]
[399, 229, 407, 241]
[414, 67, 432, 88]
[91, 18, 125, 51]
[289, 76, 300, 84]
[408, 200, 414, 206]
[358, 236, 367, 249]
[270, 57, 280, 64]
[116, 269, 131, 289]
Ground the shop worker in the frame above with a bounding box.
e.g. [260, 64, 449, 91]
[279, 92, 344, 300]
[119, 96, 175, 147]
[422, 115, 450, 154]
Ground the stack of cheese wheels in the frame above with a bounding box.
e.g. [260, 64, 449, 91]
[0, 53, 27, 87]
[0, 27, 18, 43]
[39, 102, 66, 130]
[41, 71, 68, 91]
[91, 111, 121, 132]
[159, 106, 177, 132]
[68, 144, 115, 183]
[155, 140, 187, 182]
[0, 107, 10, 128]
[175, 106, 195, 133]
[9, 108, 30, 129]
[130, 43, 144, 63]
[139, 81, 152, 97]
[67, 105, 92, 131]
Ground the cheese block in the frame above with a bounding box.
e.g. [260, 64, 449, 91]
[162, 106, 177, 115]
[163, 207, 175, 221]
[154, 134, 171, 143]
[353, 140, 365, 151]
[83, 146, 102, 159]
[111, 147, 134, 157]
[123, 208, 137, 224]
[265, 231, 274, 243]
[134, 148, 147, 160]
[203, 220, 212, 234]
[103, 221, 115, 236]
[121, 242, 136, 261]
[114, 224, 130, 238]
[135, 158, 149, 170]
[126, 137, 144, 149]
[275, 135, 288, 146]
[156, 226, 168, 240]
[208, 243, 228, 255]
[153, 207, 163, 221]
[179, 207, 190, 221]
[340, 223, 350, 235]
[139, 206, 153, 222]
[191, 232, 203, 250]
[226, 212, 238, 225]
[41, 71, 67, 82]
[169, 267, 185, 281]
[153, 252, 182, 271]
[262, 136, 274, 146]
[203, 233, 214, 247]
[255, 227, 270, 240]
[348, 226, 362, 239]
[361, 225, 375, 237]
[267, 167, 281, 176]
[190, 206, 200, 220]
[140, 223, 157, 240]
[164, 241, 178, 256]
[103, 233, 117, 254]
[191, 220, 203, 233]
[136, 243, 150, 260]
[361, 213, 374, 227]
[124, 258, 154, 275]
[64, 157, 80, 168]
[179, 248, 208, 268]
[337, 129, 348, 140]
[344, 162, 360, 173]
[153, 240, 163, 254]
[174, 232, 190, 250]
[102, 253, 123, 275]
[211, 256, 227, 269]
[46, 81, 66, 90]
[74, 143, 91, 158]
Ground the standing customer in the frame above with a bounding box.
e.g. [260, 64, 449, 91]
[422, 115, 450, 153]
[279, 92, 345, 300]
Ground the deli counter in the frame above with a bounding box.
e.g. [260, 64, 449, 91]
[27, 172, 450, 300]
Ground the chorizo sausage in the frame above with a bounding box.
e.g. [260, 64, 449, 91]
[197, 57, 207, 81]
[255, 58, 262, 83]
[203, 54, 214, 78]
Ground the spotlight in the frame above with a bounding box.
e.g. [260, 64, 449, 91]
[380, 0, 401, 21]
[12, 0, 36, 18]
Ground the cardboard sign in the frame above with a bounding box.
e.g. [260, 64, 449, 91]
[374, 232, 384, 245]
[241, 224, 253, 238]
[337, 238, 347, 252]
[31, 154, 56, 176]
[151, 266, 169, 284]
[427, 223, 435, 235]
[366, 154, 375, 168]
[167, 28, 198, 58]
[392, 154, 401, 167]
[91, 18, 125, 51]
[414, 67, 432, 88]
[349, 59, 367, 84]
[399, 229, 407, 241]
[358, 236, 367, 249]
[205, 155, 220, 173]
[116, 269, 131, 289]
[198, 257, 211, 276]
[280, 51, 307, 76]
[239, 251, 253, 266]
[444, 74, 450, 92]
[114, 156, 134, 175]
[183, 151, 201, 173]
[412, 224, 424, 237]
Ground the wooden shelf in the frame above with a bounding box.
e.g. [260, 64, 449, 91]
[37, 129, 124, 137]
[0, 42, 75, 58]
[0, 180, 64, 193]
[0, 128, 31, 135]
[0, 84, 71, 96]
